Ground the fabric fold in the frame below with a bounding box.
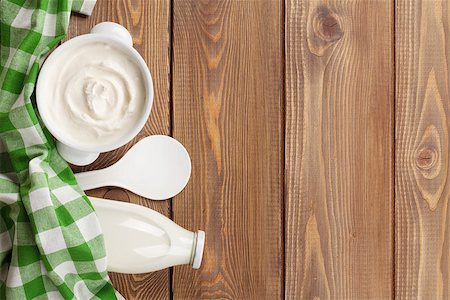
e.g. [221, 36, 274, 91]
[0, 0, 120, 298]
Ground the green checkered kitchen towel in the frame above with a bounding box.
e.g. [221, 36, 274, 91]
[0, 0, 122, 299]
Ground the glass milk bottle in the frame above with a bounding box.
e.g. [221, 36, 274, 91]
[90, 197, 205, 273]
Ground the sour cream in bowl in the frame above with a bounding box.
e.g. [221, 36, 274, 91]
[37, 22, 153, 165]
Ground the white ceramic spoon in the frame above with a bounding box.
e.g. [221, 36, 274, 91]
[75, 135, 191, 200]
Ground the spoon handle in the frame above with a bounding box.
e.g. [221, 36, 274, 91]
[75, 168, 114, 191]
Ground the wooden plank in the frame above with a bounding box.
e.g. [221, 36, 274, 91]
[285, 0, 394, 298]
[395, 0, 450, 298]
[67, 0, 171, 299]
[171, 0, 284, 299]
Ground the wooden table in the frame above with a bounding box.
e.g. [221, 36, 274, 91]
[69, 0, 449, 299]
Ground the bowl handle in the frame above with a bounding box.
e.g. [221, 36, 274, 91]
[57, 141, 99, 166]
[90, 22, 133, 47]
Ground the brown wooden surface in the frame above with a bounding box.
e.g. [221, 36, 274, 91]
[285, 0, 394, 298]
[67, 0, 172, 299]
[395, 0, 450, 298]
[171, 0, 284, 299]
[63, 0, 450, 299]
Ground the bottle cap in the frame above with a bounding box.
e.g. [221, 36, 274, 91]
[192, 230, 205, 269]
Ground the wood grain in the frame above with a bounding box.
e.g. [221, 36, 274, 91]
[171, 0, 284, 299]
[396, 0, 450, 298]
[285, 0, 394, 298]
[67, 0, 172, 299]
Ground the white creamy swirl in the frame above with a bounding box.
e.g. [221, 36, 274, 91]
[65, 63, 136, 136]
[44, 41, 146, 146]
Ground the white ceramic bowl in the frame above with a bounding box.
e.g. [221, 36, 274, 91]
[36, 22, 153, 165]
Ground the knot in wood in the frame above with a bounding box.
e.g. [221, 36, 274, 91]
[415, 147, 437, 170]
[312, 6, 343, 43]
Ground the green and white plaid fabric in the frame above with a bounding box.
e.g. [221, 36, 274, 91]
[0, 0, 122, 299]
